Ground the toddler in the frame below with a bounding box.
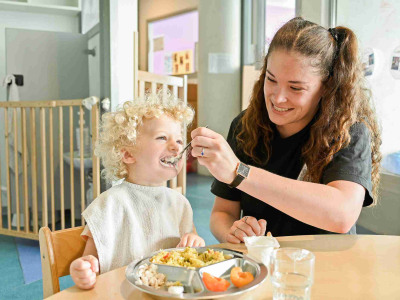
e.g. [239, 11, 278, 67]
[70, 92, 205, 289]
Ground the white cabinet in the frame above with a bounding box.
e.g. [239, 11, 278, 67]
[0, 0, 81, 16]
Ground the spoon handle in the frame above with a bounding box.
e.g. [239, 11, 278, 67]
[181, 125, 209, 155]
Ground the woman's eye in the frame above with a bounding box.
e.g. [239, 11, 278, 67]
[290, 86, 303, 91]
[267, 77, 276, 83]
[157, 136, 167, 140]
[177, 140, 184, 145]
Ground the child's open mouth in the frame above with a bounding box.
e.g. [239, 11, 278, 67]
[160, 156, 177, 168]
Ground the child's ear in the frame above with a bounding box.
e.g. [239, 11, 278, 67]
[121, 149, 136, 164]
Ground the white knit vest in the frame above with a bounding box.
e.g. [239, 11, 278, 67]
[82, 181, 194, 273]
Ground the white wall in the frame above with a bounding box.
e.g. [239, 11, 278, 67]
[109, 0, 138, 110]
[298, 0, 330, 27]
[0, 10, 79, 102]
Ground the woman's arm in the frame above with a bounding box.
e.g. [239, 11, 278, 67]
[210, 196, 267, 243]
[191, 127, 365, 234]
[210, 196, 241, 243]
[240, 167, 365, 233]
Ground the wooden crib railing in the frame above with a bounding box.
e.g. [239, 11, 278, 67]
[136, 70, 188, 195]
[0, 98, 100, 239]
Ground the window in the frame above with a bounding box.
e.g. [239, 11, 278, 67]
[336, 0, 400, 175]
[148, 10, 198, 76]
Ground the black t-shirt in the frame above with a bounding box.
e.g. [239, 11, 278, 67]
[211, 111, 373, 236]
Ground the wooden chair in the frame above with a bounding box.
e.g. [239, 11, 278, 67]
[39, 226, 85, 298]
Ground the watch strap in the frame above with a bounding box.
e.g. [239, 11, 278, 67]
[228, 173, 245, 188]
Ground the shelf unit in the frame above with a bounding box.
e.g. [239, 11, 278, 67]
[0, 0, 81, 16]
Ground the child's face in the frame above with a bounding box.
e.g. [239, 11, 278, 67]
[126, 114, 184, 186]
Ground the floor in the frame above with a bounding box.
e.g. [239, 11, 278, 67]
[0, 173, 217, 299]
[0, 173, 377, 299]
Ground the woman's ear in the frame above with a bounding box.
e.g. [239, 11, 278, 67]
[121, 149, 136, 164]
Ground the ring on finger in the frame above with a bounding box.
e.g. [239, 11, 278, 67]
[244, 216, 248, 224]
[201, 147, 205, 157]
[233, 227, 240, 236]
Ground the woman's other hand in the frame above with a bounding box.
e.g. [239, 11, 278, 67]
[225, 216, 267, 244]
[70, 255, 99, 290]
[177, 233, 206, 247]
[191, 127, 240, 184]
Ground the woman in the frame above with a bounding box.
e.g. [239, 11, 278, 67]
[191, 17, 381, 243]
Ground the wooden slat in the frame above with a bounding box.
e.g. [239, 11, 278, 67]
[0, 99, 85, 108]
[40, 108, 48, 228]
[49, 108, 55, 231]
[162, 84, 168, 101]
[183, 75, 188, 107]
[151, 82, 157, 94]
[30, 108, 38, 234]
[138, 70, 183, 87]
[170, 177, 177, 189]
[13, 109, 20, 231]
[0, 228, 38, 240]
[182, 76, 188, 195]
[59, 107, 65, 229]
[177, 75, 188, 195]
[133, 32, 139, 99]
[5, 109, 11, 229]
[92, 102, 100, 199]
[139, 80, 145, 97]
[21, 108, 29, 232]
[69, 106, 75, 227]
[172, 85, 178, 97]
[79, 106, 85, 225]
[54, 99, 86, 107]
[0, 100, 56, 108]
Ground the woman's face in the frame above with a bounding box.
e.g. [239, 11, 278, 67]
[264, 50, 324, 138]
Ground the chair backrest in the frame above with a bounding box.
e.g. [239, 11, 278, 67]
[39, 226, 85, 298]
[136, 70, 188, 195]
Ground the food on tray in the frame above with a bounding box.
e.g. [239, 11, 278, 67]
[150, 247, 232, 268]
[202, 272, 230, 292]
[168, 285, 184, 295]
[230, 267, 254, 288]
[134, 264, 181, 289]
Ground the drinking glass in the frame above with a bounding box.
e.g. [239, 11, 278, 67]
[269, 248, 315, 300]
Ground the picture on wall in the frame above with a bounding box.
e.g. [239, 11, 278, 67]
[391, 56, 399, 70]
[362, 49, 375, 77]
[172, 49, 193, 75]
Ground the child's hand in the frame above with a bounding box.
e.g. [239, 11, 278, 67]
[177, 233, 205, 247]
[70, 255, 99, 290]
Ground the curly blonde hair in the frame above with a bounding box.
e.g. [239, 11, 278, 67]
[237, 17, 382, 205]
[95, 91, 194, 182]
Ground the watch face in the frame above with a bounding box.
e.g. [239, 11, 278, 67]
[237, 163, 250, 177]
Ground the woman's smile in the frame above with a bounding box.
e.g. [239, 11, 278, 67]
[271, 101, 294, 113]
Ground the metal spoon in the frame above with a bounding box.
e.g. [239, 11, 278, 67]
[168, 125, 209, 165]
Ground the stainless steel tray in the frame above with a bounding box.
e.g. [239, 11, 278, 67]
[125, 247, 268, 299]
